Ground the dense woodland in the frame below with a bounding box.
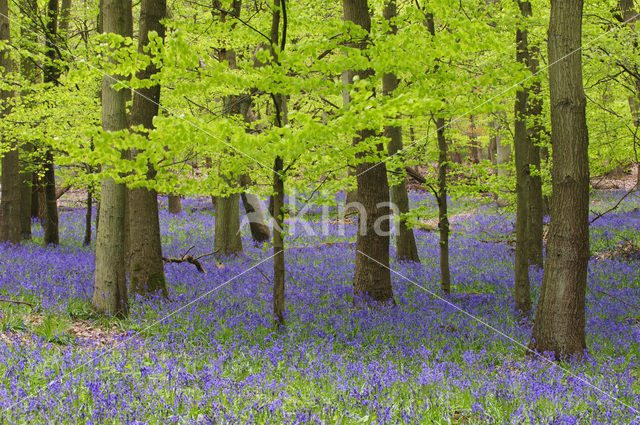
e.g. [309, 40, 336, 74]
[0, 0, 639, 423]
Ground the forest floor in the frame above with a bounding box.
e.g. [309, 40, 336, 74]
[0, 190, 639, 424]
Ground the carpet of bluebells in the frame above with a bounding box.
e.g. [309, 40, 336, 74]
[0, 190, 639, 424]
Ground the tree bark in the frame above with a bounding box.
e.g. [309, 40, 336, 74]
[93, 0, 132, 317]
[127, 0, 167, 298]
[214, 194, 243, 254]
[514, 0, 533, 314]
[168, 194, 182, 213]
[272, 156, 285, 325]
[0, 0, 22, 245]
[344, 0, 393, 304]
[239, 174, 270, 243]
[59, 0, 72, 35]
[18, 19, 39, 241]
[268, 0, 287, 325]
[83, 189, 92, 246]
[436, 118, 451, 294]
[530, 0, 589, 358]
[213, 0, 244, 256]
[426, 12, 451, 294]
[42, 0, 61, 246]
[383, 0, 419, 263]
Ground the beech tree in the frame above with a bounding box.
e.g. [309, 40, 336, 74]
[344, 0, 393, 304]
[0, 0, 22, 245]
[127, 0, 168, 297]
[531, 0, 589, 358]
[92, 0, 132, 317]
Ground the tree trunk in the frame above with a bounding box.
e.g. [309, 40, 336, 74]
[93, 0, 132, 317]
[514, 0, 533, 314]
[239, 175, 270, 243]
[0, 1, 21, 245]
[214, 194, 243, 254]
[495, 115, 511, 208]
[168, 194, 182, 214]
[426, 13, 451, 294]
[436, 118, 451, 294]
[127, 0, 167, 298]
[268, 0, 287, 325]
[42, 0, 61, 246]
[344, 0, 393, 304]
[19, 155, 32, 240]
[59, 0, 72, 35]
[272, 156, 285, 325]
[213, 0, 244, 256]
[530, 0, 589, 358]
[383, 0, 419, 263]
[19, 20, 38, 241]
[83, 189, 92, 246]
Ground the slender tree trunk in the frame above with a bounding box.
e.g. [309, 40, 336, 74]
[436, 118, 451, 294]
[426, 13, 451, 294]
[514, 1, 533, 314]
[83, 188, 92, 246]
[127, 0, 167, 297]
[272, 156, 285, 325]
[168, 195, 182, 214]
[0, 1, 22, 245]
[42, 0, 61, 246]
[530, 0, 589, 358]
[93, 0, 132, 317]
[344, 0, 393, 304]
[19, 149, 32, 240]
[383, 0, 419, 263]
[268, 0, 287, 324]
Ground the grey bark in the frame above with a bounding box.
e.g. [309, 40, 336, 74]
[514, 0, 533, 314]
[0, 0, 22, 245]
[214, 193, 243, 254]
[344, 0, 393, 304]
[213, 0, 244, 256]
[530, 0, 589, 358]
[93, 0, 133, 317]
[127, 0, 167, 298]
[168, 195, 182, 214]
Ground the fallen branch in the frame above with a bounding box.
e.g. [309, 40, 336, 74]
[162, 246, 221, 274]
[590, 184, 638, 224]
[596, 289, 636, 309]
[0, 298, 35, 308]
